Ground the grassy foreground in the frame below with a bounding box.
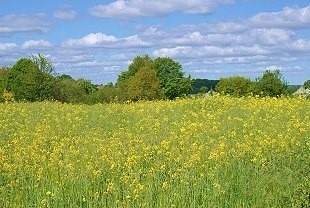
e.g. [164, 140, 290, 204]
[0, 96, 309, 207]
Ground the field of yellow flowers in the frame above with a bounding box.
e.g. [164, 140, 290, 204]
[0, 96, 309, 207]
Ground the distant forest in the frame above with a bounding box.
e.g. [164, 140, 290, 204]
[190, 79, 219, 94]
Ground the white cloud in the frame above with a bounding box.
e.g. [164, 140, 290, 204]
[260, 65, 303, 73]
[0, 13, 51, 36]
[171, 32, 205, 45]
[249, 5, 310, 29]
[89, 0, 234, 19]
[153, 46, 192, 58]
[110, 53, 130, 60]
[0, 42, 17, 51]
[21, 40, 52, 49]
[142, 26, 164, 37]
[62, 33, 117, 47]
[287, 39, 310, 52]
[53, 10, 77, 20]
[120, 35, 151, 47]
[265, 65, 282, 71]
[220, 55, 269, 64]
[190, 66, 304, 76]
[207, 22, 247, 33]
[61, 33, 151, 48]
[171, 21, 247, 35]
[153, 41, 269, 59]
[74, 61, 103, 67]
[249, 29, 294, 46]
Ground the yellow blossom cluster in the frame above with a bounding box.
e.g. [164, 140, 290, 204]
[0, 96, 309, 207]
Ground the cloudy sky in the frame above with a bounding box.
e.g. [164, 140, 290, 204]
[1, 0, 309, 84]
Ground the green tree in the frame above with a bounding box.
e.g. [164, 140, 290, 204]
[117, 55, 153, 85]
[199, 86, 208, 94]
[77, 79, 97, 94]
[52, 79, 86, 103]
[254, 70, 288, 97]
[31, 53, 57, 76]
[7, 58, 55, 101]
[0, 66, 10, 101]
[303, 80, 310, 89]
[58, 74, 74, 80]
[153, 57, 192, 99]
[117, 55, 191, 100]
[216, 76, 253, 97]
[127, 66, 162, 101]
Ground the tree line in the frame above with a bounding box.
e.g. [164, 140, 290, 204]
[0, 54, 308, 103]
[215, 71, 309, 97]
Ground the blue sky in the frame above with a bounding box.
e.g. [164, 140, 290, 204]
[1, 0, 309, 84]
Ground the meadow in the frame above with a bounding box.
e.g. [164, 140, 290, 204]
[0, 96, 309, 207]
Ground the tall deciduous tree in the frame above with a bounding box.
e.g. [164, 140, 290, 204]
[117, 55, 192, 100]
[31, 53, 56, 76]
[117, 55, 153, 85]
[154, 57, 192, 99]
[7, 58, 54, 101]
[127, 66, 162, 101]
[254, 70, 288, 97]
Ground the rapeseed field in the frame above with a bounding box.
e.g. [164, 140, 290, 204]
[0, 96, 309, 207]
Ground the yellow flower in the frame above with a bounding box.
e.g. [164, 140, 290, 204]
[162, 181, 170, 190]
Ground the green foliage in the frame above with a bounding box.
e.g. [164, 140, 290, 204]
[254, 70, 288, 97]
[52, 79, 86, 103]
[117, 55, 153, 85]
[77, 79, 97, 94]
[31, 53, 56, 76]
[7, 58, 55, 101]
[215, 76, 253, 97]
[303, 80, 310, 89]
[127, 66, 162, 101]
[287, 85, 300, 95]
[95, 85, 125, 103]
[58, 74, 74, 80]
[0, 66, 10, 101]
[154, 57, 192, 99]
[191, 79, 219, 94]
[199, 86, 208, 94]
[291, 177, 309, 208]
[117, 55, 191, 100]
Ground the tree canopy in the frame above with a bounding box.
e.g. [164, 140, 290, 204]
[117, 55, 153, 85]
[7, 58, 54, 101]
[216, 76, 253, 97]
[127, 66, 162, 101]
[30, 53, 56, 76]
[117, 55, 192, 100]
[253, 70, 288, 97]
